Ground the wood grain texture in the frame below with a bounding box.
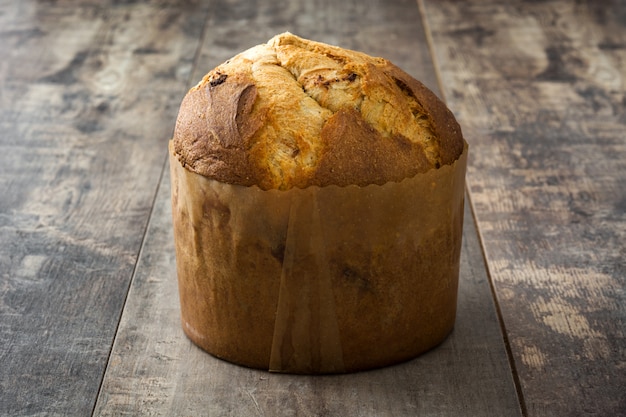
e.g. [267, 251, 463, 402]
[421, 0, 626, 415]
[190, 0, 440, 94]
[94, 172, 521, 417]
[94, 0, 521, 415]
[0, 1, 209, 415]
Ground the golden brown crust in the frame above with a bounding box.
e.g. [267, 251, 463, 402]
[172, 72, 261, 186]
[311, 108, 431, 187]
[172, 33, 464, 190]
[383, 63, 465, 167]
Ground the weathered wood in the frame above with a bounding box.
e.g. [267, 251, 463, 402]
[190, 0, 440, 93]
[421, 0, 626, 415]
[94, 174, 522, 417]
[0, 1, 209, 415]
[13, 0, 622, 414]
[94, 0, 521, 415]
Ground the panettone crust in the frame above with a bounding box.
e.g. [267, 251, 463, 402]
[172, 33, 464, 190]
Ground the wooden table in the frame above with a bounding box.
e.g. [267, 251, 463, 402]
[1, 0, 624, 416]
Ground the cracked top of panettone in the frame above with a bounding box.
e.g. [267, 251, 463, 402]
[172, 32, 464, 190]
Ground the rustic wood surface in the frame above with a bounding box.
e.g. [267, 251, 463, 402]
[94, 0, 520, 415]
[0, 1, 209, 415]
[93, 175, 521, 417]
[420, 0, 626, 416]
[0, 0, 623, 416]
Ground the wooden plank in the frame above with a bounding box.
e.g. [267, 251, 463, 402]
[0, 1, 210, 415]
[420, 0, 626, 415]
[189, 0, 440, 93]
[94, 175, 522, 417]
[94, 0, 522, 415]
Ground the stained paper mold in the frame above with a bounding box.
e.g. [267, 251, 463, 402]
[169, 140, 468, 374]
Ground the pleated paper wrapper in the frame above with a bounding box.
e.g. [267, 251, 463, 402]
[169, 140, 468, 374]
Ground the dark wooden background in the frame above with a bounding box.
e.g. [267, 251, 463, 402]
[0, 0, 624, 416]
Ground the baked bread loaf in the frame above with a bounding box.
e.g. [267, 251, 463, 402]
[170, 33, 467, 373]
[172, 32, 464, 190]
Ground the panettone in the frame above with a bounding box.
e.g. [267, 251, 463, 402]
[169, 33, 467, 373]
[172, 32, 463, 190]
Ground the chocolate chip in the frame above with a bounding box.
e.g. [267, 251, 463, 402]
[271, 243, 285, 263]
[210, 73, 228, 87]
